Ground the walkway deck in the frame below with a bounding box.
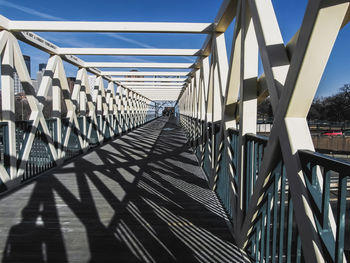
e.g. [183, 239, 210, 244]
[0, 117, 247, 263]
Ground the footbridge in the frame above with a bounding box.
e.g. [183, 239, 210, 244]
[0, 0, 349, 262]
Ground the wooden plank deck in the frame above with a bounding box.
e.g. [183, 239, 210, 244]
[0, 116, 248, 263]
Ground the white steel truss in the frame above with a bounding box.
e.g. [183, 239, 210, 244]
[0, 0, 349, 262]
[177, 0, 350, 262]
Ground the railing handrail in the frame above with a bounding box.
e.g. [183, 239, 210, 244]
[245, 133, 268, 144]
[298, 149, 350, 175]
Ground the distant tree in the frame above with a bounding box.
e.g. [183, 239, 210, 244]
[308, 97, 324, 120]
[308, 84, 350, 122]
[257, 97, 273, 121]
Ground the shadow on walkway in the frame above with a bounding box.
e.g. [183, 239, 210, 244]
[0, 116, 248, 263]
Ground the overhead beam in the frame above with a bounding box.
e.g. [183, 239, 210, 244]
[140, 92, 180, 95]
[121, 82, 184, 86]
[135, 92, 181, 95]
[58, 48, 202, 56]
[10, 32, 152, 102]
[215, 0, 238, 32]
[142, 96, 179, 100]
[4, 19, 213, 33]
[126, 86, 184, 89]
[102, 71, 190, 76]
[131, 89, 182, 91]
[129, 87, 183, 90]
[179, 0, 237, 92]
[112, 77, 187, 82]
[84, 62, 195, 68]
[0, 15, 10, 30]
[131, 90, 182, 93]
[133, 95, 181, 98]
[137, 95, 180, 98]
[144, 94, 179, 96]
[135, 90, 182, 93]
[198, 0, 237, 59]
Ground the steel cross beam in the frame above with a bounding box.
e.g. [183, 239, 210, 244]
[0, 18, 213, 33]
[4, 0, 349, 260]
[132, 87, 183, 89]
[58, 48, 202, 56]
[11, 31, 150, 101]
[111, 77, 187, 82]
[102, 71, 190, 76]
[84, 62, 195, 69]
[177, 0, 350, 262]
[122, 82, 184, 86]
[0, 15, 204, 102]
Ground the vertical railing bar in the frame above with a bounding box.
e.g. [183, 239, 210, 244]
[296, 231, 302, 263]
[245, 139, 251, 212]
[266, 192, 272, 263]
[271, 170, 280, 263]
[322, 169, 331, 229]
[286, 190, 293, 263]
[278, 167, 286, 263]
[256, 224, 260, 262]
[253, 141, 258, 186]
[260, 208, 266, 262]
[335, 175, 347, 263]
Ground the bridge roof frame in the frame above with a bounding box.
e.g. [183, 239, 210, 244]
[0, 0, 237, 101]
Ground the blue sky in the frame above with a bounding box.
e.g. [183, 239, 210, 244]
[0, 0, 349, 98]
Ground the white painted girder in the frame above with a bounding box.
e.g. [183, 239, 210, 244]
[135, 92, 181, 95]
[111, 77, 187, 82]
[140, 95, 179, 100]
[126, 85, 185, 89]
[215, 0, 238, 32]
[183, 0, 239, 87]
[5, 19, 213, 33]
[3, 2, 348, 260]
[84, 62, 195, 68]
[134, 89, 182, 92]
[58, 48, 202, 56]
[122, 82, 184, 86]
[130, 89, 183, 92]
[102, 71, 190, 76]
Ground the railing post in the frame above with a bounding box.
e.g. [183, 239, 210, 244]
[1, 37, 17, 184]
[52, 61, 62, 160]
[237, 0, 258, 219]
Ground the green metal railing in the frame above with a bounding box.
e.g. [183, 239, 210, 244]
[203, 123, 212, 181]
[243, 134, 268, 213]
[247, 149, 350, 262]
[16, 120, 55, 181]
[215, 124, 233, 219]
[87, 116, 99, 145]
[62, 118, 82, 160]
[194, 120, 205, 161]
[179, 113, 350, 262]
[299, 150, 350, 262]
[214, 128, 240, 220]
[246, 158, 304, 262]
[1, 112, 155, 187]
[0, 122, 9, 175]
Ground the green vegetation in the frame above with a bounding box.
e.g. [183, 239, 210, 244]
[308, 84, 350, 122]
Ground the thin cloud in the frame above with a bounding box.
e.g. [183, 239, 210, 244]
[42, 34, 100, 48]
[114, 56, 152, 63]
[104, 33, 155, 49]
[0, 0, 64, 20]
[105, 33, 195, 62]
[2, 1, 195, 63]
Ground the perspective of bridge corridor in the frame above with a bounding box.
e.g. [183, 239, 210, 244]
[1, 0, 350, 262]
[0, 117, 248, 263]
